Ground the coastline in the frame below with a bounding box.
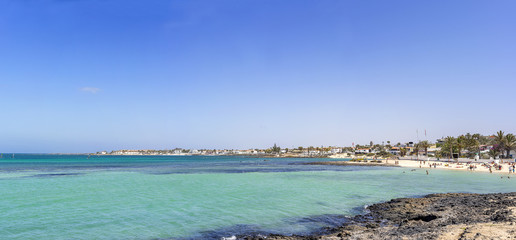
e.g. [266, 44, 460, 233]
[99, 153, 330, 158]
[239, 192, 516, 240]
[307, 158, 516, 175]
[249, 159, 516, 239]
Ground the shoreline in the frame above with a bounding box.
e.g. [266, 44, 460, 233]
[308, 158, 516, 175]
[239, 192, 516, 240]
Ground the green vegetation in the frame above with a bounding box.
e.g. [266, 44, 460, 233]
[264, 144, 281, 154]
[436, 130, 516, 160]
[417, 140, 430, 156]
[400, 147, 407, 157]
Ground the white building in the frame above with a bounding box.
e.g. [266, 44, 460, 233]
[355, 148, 370, 154]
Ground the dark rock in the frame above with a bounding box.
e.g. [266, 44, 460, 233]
[409, 214, 439, 222]
[238, 192, 516, 240]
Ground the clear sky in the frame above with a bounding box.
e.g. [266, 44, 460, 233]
[1, 0, 515, 153]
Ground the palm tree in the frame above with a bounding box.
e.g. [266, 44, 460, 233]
[418, 140, 430, 156]
[400, 147, 407, 157]
[435, 151, 442, 159]
[488, 148, 500, 159]
[456, 135, 466, 158]
[494, 130, 505, 142]
[494, 131, 506, 157]
[413, 143, 420, 157]
[443, 136, 456, 161]
[504, 134, 516, 158]
[272, 143, 281, 153]
[464, 133, 479, 158]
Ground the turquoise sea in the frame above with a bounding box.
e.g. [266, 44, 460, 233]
[0, 155, 514, 239]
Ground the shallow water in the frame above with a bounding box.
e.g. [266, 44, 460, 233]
[0, 155, 514, 239]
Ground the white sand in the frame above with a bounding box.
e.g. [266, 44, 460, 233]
[382, 159, 516, 175]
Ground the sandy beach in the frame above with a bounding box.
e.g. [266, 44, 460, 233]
[394, 158, 516, 175]
[312, 158, 516, 175]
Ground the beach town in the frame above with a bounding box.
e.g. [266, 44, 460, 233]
[100, 131, 516, 174]
[102, 131, 515, 159]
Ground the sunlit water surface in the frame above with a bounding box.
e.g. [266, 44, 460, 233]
[1, 155, 514, 239]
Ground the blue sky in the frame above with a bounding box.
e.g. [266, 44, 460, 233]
[1, 0, 515, 153]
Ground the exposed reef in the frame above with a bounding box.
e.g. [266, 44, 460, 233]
[238, 192, 516, 240]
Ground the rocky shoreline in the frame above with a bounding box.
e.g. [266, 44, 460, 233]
[239, 192, 516, 240]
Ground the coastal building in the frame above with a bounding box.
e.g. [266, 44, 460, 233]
[111, 150, 143, 155]
[355, 148, 370, 154]
[389, 147, 401, 155]
[479, 145, 492, 154]
[190, 149, 199, 154]
[331, 148, 342, 154]
[427, 145, 441, 155]
[308, 150, 320, 155]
